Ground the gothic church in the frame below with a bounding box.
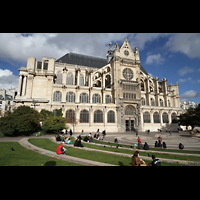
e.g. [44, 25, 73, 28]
[14, 38, 182, 132]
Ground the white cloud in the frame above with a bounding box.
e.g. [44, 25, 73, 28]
[145, 53, 165, 65]
[178, 66, 194, 76]
[165, 33, 200, 59]
[181, 90, 199, 99]
[0, 69, 19, 90]
[0, 69, 13, 77]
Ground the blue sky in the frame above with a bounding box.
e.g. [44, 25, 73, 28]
[0, 33, 200, 104]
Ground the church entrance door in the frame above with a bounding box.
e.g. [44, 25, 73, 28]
[125, 120, 134, 132]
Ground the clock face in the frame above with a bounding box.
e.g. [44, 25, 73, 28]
[123, 68, 134, 80]
[124, 50, 129, 56]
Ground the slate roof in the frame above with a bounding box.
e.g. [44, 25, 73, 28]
[56, 52, 108, 69]
[56, 52, 148, 75]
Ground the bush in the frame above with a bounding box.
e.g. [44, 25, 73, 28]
[0, 105, 41, 136]
[42, 115, 67, 134]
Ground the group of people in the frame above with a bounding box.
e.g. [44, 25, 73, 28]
[155, 135, 167, 148]
[132, 151, 161, 166]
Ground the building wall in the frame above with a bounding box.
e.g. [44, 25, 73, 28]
[14, 38, 182, 132]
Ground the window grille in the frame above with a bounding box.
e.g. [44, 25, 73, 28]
[66, 92, 75, 102]
[66, 72, 73, 85]
[92, 94, 101, 103]
[153, 112, 160, 123]
[162, 112, 169, 123]
[143, 111, 150, 123]
[80, 110, 89, 123]
[80, 93, 88, 103]
[94, 110, 103, 123]
[105, 95, 112, 104]
[53, 91, 62, 102]
[107, 110, 115, 123]
[79, 74, 84, 86]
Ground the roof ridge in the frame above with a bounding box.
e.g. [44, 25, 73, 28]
[69, 52, 106, 60]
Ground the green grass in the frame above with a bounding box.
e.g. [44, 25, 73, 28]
[0, 142, 83, 166]
[69, 138, 200, 162]
[29, 138, 186, 166]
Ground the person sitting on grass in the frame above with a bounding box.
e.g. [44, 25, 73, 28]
[67, 138, 73, 144]
[74, 138, 84, 147]
[56, 134, 61, 141]
[143, 142, 149, 150]
[131, 151, 146, 166]
[114, 137, 118, 143]
[179, 143, 184, 150]
[148, 155, 161, 166]
[84, 135, 89, 142]
[89, 136, 93, 143]
[56, 142, 66, 155]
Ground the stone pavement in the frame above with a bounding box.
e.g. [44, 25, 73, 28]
[18, 138, 116, 166]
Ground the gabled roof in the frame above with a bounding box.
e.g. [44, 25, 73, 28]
[140, 64, 148, 75]
[56, 52, 108, 68]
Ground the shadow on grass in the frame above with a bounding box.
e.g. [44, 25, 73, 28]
[44, 161, 56, 166]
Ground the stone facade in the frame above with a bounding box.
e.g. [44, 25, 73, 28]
[14, 38, 182, 132]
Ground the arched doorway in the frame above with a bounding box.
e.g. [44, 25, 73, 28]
[125, 105, 136, 132]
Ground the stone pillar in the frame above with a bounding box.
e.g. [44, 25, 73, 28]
[17, 75, 23, 96]
[89, 107, 93, 126]
[77, 70, 80, 86]
[22, 75, 27, 96]
[63, 71, 67, 85]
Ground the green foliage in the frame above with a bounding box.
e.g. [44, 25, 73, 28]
[56, 108, 63, 117]
[42, 115, 67, 134]
[178, 104, 200, 129]
[40, 109, 53, 121]
[0, 105, 41, 136]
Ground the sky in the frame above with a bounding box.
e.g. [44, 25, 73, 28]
[0, 33, 200, 104]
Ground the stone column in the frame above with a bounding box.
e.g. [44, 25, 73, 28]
[17, 75, 23, 96]
[22, 75, 27, 96]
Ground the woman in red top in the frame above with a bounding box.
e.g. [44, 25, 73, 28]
[56, 142, 66, 154]
[137, 137, 142, 144]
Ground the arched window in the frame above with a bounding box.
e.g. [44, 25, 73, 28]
[171, 113, 177, 123]
[56, 71, 62, 84]
[66, 92, 75, 102]
[143, 111, 150, 123]
[80, 93, 88, 103]
[66, 72, 73, 85]
[105, 95, 112, 104]
[125, 105, 135, 115]
[53, 91, 62, 102]
[66, 109, 75, 123]
[162, 112, 169, 123]
[80, 110, 89, 123]
[94, 110, 103, 123]
[160, 99, 164, 107]
[107, 110, 115, 123]
[153, 112, 160, 123]
[151, 98, 155, 106]
[105, 75, 111, 88]
[79, 74, 84, 86]
[92, 94, 101, 103]
[141, 98, 145, 106]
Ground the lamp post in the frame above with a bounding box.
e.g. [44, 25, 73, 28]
[31, 99, 40, 110]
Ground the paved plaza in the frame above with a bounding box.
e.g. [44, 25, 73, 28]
[1, 131, 200, 151]
[91, 131, 200, 151]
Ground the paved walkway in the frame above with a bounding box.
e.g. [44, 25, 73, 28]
[19, 138, 116, 166]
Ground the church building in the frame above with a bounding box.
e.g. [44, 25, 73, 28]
[14, 38, 182, 132]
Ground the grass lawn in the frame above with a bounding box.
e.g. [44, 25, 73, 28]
[69, 137, 200, 163]
[29, 138, 187, 166]
[0, 142, 83, 166]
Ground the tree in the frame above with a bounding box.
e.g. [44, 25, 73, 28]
[178, 104, 200, 129]
[42, 115, 67, 134]
[40, 109, 53, 122]
[0, 105, 41, 136]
